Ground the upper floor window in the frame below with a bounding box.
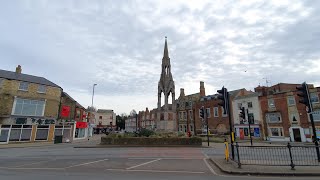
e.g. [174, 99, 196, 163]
[214, 107, 219, 117]
[237, 103, 242, 109]
[37, 85, 46, 93]
[189, 110, 193, 120]
[222, 107, 227, 117]
[268, 99, 275, 108]
[206, 108, 211, 118]
[287, 96, 296, 106]
[12, 98, 45, 116]
[247, 102, 253, 108]
[19, 82, 29, 91]
[248, 113, 254, 124]
[183, 111, 187, 120]
[310, 93, 319, 103]
[0, 78, 3, 88]
[266, 112, 281, 123]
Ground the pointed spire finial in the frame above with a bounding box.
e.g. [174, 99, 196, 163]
[163, 36, 169, 58]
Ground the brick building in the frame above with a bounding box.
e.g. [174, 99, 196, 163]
[255, 83, 320, 142]
[176, 82, 204, 135]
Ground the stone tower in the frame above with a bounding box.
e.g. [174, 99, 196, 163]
[157, 37, 176, 131]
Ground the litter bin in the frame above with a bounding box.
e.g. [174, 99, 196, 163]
[54, 135, 63, 144]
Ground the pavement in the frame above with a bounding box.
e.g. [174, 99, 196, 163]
[210, 157, 320, 176]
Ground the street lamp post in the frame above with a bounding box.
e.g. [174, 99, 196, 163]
[88, 83, 97, 140]
[91, 83, 97, 108]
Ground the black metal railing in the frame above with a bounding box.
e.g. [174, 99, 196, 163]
[232, 142, 320, 169]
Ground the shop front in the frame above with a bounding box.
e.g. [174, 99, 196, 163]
[235, 124, 261, 140]
[74, 122, 88, 139]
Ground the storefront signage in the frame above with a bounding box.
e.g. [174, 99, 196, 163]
[76, 122, 88, 128]
[61, 106, 70, 118]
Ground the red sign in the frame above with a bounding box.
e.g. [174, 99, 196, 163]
[239, 129, 245, 140]
[61, 105, 70, 118]
[76, 122, 88, 128]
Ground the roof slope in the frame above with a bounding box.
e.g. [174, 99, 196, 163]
[0, 69, 60, 88]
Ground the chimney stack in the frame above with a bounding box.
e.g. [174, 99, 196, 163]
[15, 65, 22, 74]
[200, 81, 205, 96]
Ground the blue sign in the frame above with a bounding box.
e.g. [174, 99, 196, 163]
[254, 128, 260, 137]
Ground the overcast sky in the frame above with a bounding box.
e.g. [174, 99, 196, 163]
[1, 0, 320, 115]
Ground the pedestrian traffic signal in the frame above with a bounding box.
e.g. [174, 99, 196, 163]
[200, 106, 205, 118]
[217, 87, 228, 114]
[239, 107, 245, 120]
[296, 82, 311, 112]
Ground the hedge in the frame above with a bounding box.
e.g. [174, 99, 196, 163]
[100, 137, 202, 146]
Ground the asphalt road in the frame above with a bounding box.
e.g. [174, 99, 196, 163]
[0, 143, 319, 180]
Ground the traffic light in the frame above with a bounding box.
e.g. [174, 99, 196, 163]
[217, 87, 228, 114]
[200, 106, 205, 118]
[296, 82, 311, 112]
[239, 107, 245, 120]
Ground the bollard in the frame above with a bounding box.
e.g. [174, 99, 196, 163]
[224, 139, 229, 161]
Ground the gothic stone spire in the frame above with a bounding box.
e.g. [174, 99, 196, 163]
[158, 37, 175, 111]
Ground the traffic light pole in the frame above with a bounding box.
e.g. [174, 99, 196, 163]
[206, 110, 209, 147]
[309, 113, 320, 162]
[247, 109, 253, 146]
[227, 92, 235, 160]
[303, 82, 320, 162]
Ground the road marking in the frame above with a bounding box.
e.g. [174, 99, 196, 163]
[7, 167, 64, 170]
[126, 158, 161, 170]
[13, 160, 51, 168]
[203, 153, 209, 158]
[65, 158, 108, 168]
[106, 168, 205, 174]
[128, 157, 203, 160]
[203, 158, 217, 175]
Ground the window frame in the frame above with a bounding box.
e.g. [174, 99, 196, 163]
[247, 102, 253, 108]
[19, 82, 29, 91]
[310, 93, 319, 104]
[206, 108, 211, 118]
[222, 107, 228, 117]
[189, 110, 193, 120]
[37, 85, 47, 94]
[287, 96, 296, 106]
[266, 113, 282, 123]
[12, 97, 46, 116]
[268, 98, 275, 108]
[269, 127, 284, 137]
[0, 78, 3, 88]
[213, 107, 219, 117]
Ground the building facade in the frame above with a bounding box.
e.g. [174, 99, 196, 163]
[0, 65, 62, 143]
[255, 83, 320, 142]
[232, 92, 263, 140]
[94, 109, 116, 129]
[176, 82, 204, 135]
